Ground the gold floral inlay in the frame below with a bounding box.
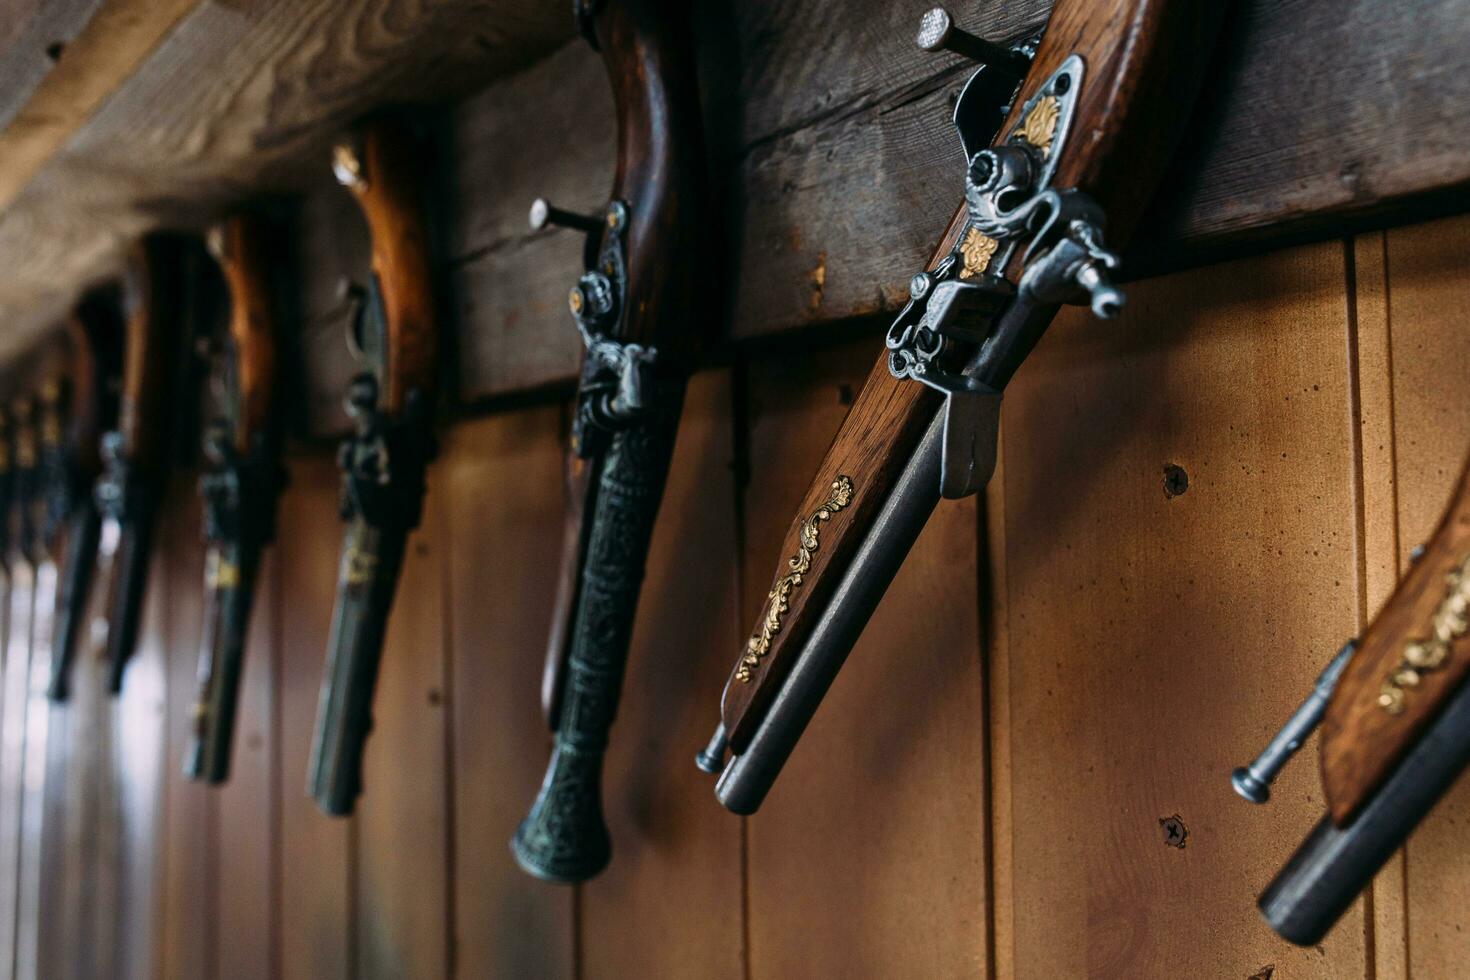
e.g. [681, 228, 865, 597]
[1379, 551, 1470, 714]
[737, 476, 855, 683]
[960, 227, 999, 279]
[1015, 95, 1060, 156]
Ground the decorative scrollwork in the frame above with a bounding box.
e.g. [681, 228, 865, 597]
[1014, 95, 1060, 155]
[737, 476, 855, 683]
[960, 227, 999, 279]
[1379, 551, 1470, 714]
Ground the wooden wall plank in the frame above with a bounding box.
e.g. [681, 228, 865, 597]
[114, 519, 172, 980]
[580, 371, 745, 979]
[6, 0, 1470, 422]
[355, 471, 450, 980]
[997, 242, 1365, 976]
[15, 558, 59, 980]
[276, 455, 351, 980]
[36, 561, 73, 980]
[215, 548, 279, 980]
[441, 407, 574, 980]
[54, 565, 114, 980]
[1377, 214, 1470, 976]
[0, 558, 36, 980]
[1348, 229, 1408, 980]
[740, 337, 990, 978]
[158, 481, 215, 980]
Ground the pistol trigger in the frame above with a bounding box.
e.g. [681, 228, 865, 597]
[939, 384, 1002, 500]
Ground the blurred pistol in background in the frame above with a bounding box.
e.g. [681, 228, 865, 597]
[46, 290, 124, 702]
[184, 212, 288, 784]
[307, 117, 439, 816]
[95, 235, 194, 694]
[1239, 453, 1470, 945]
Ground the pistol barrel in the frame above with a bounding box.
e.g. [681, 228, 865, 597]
[307, 518, 408, 816]
[46, 504, 101, 701]
[105, 509, 156, 694]
[184, 539, 263, 783]
[715, 411, 943, 814]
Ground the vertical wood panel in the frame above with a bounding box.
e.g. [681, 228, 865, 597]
[997, 242, 1365, 976]
[1348, 229, 1409, 980]
[159, 481, 214, 980]
[741, 337, 990, 979]
[57, 562, 114, 980]
[115, 520, 171, 980]
[0, 558, 35, 980]
[36, 562, 72, 980]
[581, 370, 745, 979]
[442, 408, 575, 980]
[1379, 214, 1470, 976]
[355, 467, 450, 980]
[215, 547, 278, 980]
[277, 456, 351, 980]
[15, 557, 57, 980]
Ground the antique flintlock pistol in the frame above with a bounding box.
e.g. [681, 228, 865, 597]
[46, 289, 124, 702]
[512, 0, 706, 882]
[184, 212, 288, 784]
[696, 3, 1224, 813]
[96, 234, 193, 694]
[1235, 453, 1470, 945]
[307, 117, 440, 816]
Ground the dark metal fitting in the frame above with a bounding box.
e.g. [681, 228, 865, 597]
[915, 7, 1031, 79]
[529, 198, 604, 235]
[1232, 642, 1356, 805]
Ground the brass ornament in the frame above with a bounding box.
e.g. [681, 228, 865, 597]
[959, 227, 999, 279]
[344, 545, 379, 586]
[737, 476, 856, 683]
[205, 550, 240, 590]
[1379, 551, 1470, 713]
[1015, 95, 1060, 156]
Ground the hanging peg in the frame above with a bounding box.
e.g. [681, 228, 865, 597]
[529, 197, 605, 236]
[1232, 642, 1356, 805]
[916, 7, 1030, 80]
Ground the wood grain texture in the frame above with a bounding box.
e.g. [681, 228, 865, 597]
[2, 0, 1470, 420]
[215, 211, 281, 453]
[740, 336, 990, 978]
[354, 467, 449, 980]
[580, 370, 744, 979]
[1319, 457, 1470, 822]
[997, 241, 1367, 976]
[440, 407, 574, 980]
[276, 455, 351, 980]
[1370, 214, 1470, 977]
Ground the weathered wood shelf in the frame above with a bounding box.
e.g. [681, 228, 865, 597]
[0, 0, 1466, 437]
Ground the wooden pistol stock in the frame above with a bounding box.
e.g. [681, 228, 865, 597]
[307, 116, 439, 817]
[98, 234, 192, 695]
[185, 211, 289, 784]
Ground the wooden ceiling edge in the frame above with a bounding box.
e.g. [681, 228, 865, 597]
[0, 0, 201, 212]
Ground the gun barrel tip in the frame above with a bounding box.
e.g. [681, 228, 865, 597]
[1232, 766, 1270, 804]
